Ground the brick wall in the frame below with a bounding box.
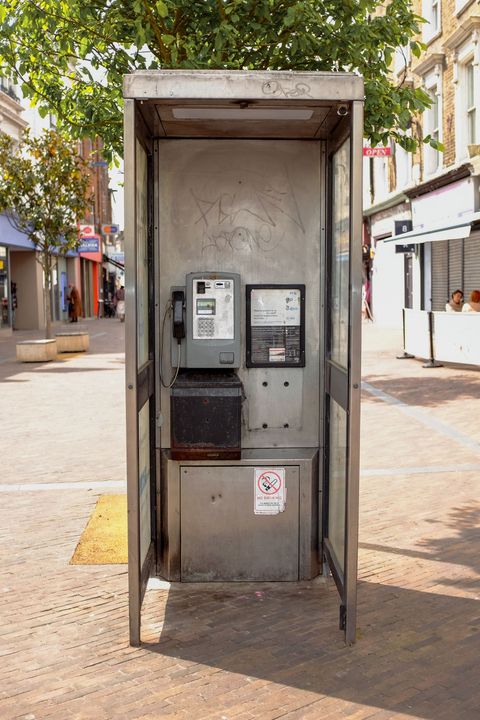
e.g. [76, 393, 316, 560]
[79, 137, 112, 232]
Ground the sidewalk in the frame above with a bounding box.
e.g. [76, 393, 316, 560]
[1, 320, 479, 720]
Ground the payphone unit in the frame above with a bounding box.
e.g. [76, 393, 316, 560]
[170, 271, 241, 370]
[167, 271, 242, 460]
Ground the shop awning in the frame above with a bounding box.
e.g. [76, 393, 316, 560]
[0, 213, 34, 249]
[385, 211, 480, 245]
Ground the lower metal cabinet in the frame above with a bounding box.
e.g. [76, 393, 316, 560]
[159, 449, 320, 583]
[180, 465, 299, 581]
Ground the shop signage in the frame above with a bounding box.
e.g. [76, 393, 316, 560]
[412, 178, 475, 229]
[395, 244, 415, 253]
[102, 224, 120, 235]
[79, 224, 95, 237]
[363, 146, 391, 157]
[394, 220, 413, 235]
[79, 237, 100, 253]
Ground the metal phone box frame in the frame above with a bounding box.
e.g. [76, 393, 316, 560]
[124, 70, 363, 647]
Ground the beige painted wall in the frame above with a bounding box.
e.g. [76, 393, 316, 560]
[10, 251, 44, 330]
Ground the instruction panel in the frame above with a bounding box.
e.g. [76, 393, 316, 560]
[246, 285, 305, 367]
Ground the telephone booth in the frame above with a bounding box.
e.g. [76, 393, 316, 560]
[124, 70, 363, 647]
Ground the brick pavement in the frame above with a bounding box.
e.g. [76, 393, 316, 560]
[0, 319, 479, 719]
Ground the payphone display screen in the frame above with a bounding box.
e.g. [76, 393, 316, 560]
[246, 285, 305, 368]
[196, 298, 216, 315]
[192, 278, 235, 340]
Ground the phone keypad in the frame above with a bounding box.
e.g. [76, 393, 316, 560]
[197, 318, 215, 337]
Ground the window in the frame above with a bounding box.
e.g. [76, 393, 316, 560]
[444, 19, 480, 162]
[395, 143, 411, 190]
[422, 0, 441, 42]
[425, 85, 440, 174]
[373, 156, 389, 203]
[455, 0, 475, 15]
[454, 45, 479, 161]
[431, 0, 440, 33]
[466, 61, 476, 144]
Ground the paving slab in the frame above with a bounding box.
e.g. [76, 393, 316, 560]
[0, 319, 479, 719]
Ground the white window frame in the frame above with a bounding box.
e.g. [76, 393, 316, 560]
[423, 67, 443, 177]
[422, 0, 442, 44]
[466, 62, 476, 144]
[394, 141, 412, 191]
[372, 155, 389, 204]
[455, 0, 475, 16]
[454, 34, 480, 162]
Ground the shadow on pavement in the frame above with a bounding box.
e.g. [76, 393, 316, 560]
[0, 361, 119, 382]
[361, 501, 480, 592]
[144, 578, 479, 718]
[363, 373, 480, 407]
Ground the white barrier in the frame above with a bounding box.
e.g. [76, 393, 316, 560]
[432, 312, 480, 365]
[401, 308, 480, 366]
[404, 309, 431, 359]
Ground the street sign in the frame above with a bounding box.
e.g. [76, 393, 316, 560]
[102, 224, 120, 235]
[363, 147, 391, 157]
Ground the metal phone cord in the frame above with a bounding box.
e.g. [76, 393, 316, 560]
[159, 300, 181, 389]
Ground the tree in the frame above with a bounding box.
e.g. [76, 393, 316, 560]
[0, 0, 434, 161]
[0, 129, 92, 338]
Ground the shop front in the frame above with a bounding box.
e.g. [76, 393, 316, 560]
[385, 175, 480, 313]
[79, 234, 103, 318]
[0, 213, 40, 334]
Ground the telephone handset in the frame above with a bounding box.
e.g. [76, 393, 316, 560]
[172, 290, 185, 342]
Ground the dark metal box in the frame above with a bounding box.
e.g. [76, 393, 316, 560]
[170, 371, 242, 460]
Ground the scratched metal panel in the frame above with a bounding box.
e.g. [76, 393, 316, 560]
[158, 139, 321, 448]
[180, 464, 300, 581]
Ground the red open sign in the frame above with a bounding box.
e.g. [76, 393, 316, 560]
[363, 147, 392, 157]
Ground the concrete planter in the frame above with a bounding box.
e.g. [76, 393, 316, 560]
[16, 339, 57, 363]
[55, 332, 89, 353]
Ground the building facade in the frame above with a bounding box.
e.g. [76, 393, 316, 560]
[364, 1, 480, 327]
[78, 136, 114, 318]
[1, 88, 114, 333]
[0, 78, 32, 335]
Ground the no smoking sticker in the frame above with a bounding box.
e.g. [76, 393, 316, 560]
[254, 467, 286, 515]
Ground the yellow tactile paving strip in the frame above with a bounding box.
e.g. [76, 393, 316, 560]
[70, 494, 127, 564]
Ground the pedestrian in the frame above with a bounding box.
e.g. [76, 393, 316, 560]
[67, 284, 82, 323]
[462, 289, 480, 312]
[114, 285, 125, 322]
[362, 278, 372, 320]
[445, 289, 463, 312]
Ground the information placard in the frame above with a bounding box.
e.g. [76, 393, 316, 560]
[254, 467, 286, 515]
[246, 285, 305, 368]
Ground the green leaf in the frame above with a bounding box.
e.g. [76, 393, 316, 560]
[0, 0, 436, 158]
[156, 1, 168, 19]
